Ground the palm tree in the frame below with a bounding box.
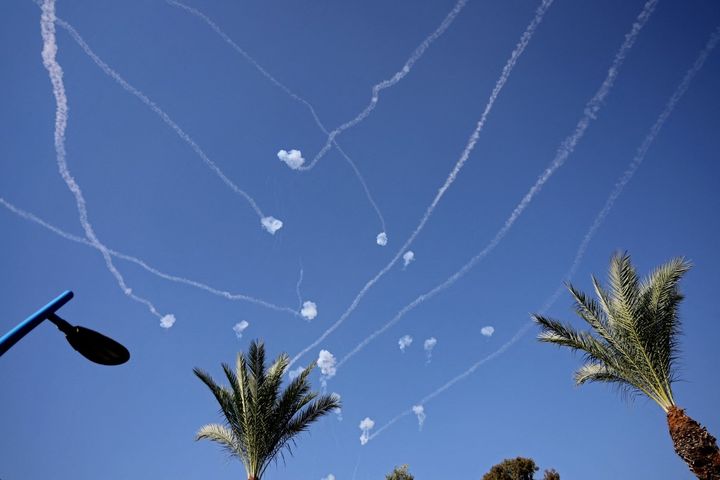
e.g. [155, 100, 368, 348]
[193, 340, 340, 480]
[533, 253, 720, 479]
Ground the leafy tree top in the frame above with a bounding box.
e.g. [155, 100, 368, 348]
[386, 464, 414, 480]
[482, 457, 560, 480]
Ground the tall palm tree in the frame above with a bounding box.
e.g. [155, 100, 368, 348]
[533, 253, 720, 479]
[193, 340, 340, 480]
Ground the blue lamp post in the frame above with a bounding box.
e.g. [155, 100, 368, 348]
[0, 290, 129, 365]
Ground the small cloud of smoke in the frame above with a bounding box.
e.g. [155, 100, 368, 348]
[321, 475, 335, 480]
[261, 216, 283, 234]
[481, 326, 495, 337]
[160, 314, 176, 329]
[402, 250, 415, 268]
[277, 149, 305, 169]
[412, 404, 426, 430]
[301, 301, 318, 321]
[317, 350, 337, 388]
[232, 320, 249, 338]
[288, 366, 305, 380]
[376, 232, 388, 246]
[398, 334, 413, 353]
[332, 392, 343, 421]
[359, 417, 375, 445]
[423, 337, 437, 363]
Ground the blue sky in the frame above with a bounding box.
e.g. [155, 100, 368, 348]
[2, 0, 720, 478]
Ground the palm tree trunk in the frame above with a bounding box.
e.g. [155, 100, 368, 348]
[667, 406, 720, 479]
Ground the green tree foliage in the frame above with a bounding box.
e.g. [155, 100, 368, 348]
[386, 464, 414, 480]
[543, 469, 560, 480]
[482, 457, 560, 480]
[193, 340, 341, 480]
[534, 252, 720, 479]
[482, 457, 538, 480]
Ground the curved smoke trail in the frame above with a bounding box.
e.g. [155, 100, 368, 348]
[367, 23, 720, 443]
[289, 0, 555, 368]
[0, 197, 302, 318]
[298, 0, 473, 171]
[336, 0, 658, 370]
[39, 0, 171, 324]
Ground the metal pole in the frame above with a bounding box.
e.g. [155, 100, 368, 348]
[0, 290, 74, 357]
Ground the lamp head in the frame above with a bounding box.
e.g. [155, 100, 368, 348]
[64, 325, 130, 366]
[49, 313, 130, 366]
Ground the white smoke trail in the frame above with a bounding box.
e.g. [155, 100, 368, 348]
[367, 25, 720, 442]
[165, 0, 387, 234]
[336, 0, 657, 370]
[48, 15, 278, 232]
[39, 0, 170, 323]
[0, 197, 302, 317]
[296, 264, 304, 310]
[289, 0, 555, 369]
[297, 0, 475, 170]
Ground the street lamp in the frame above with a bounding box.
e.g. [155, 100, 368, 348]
[0, 290, 129, 365]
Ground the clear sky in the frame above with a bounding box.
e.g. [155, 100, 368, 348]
[2, 0, 720, 479]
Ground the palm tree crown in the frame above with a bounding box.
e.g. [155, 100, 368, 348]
[533, 252, 690, 411]
[194, 340, 340, 480]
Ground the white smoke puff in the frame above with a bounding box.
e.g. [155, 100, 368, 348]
[359, 417, 375, 445]
[332, 392, 343, 421]
[277, 149, 305, 169]
[412, 404, 426, 430]
[233, 320, 249, 338]
[376, 232, 388, 246]
[321, 475, 336, 480]
[317, 350, 337, 379]
[398, 334, 413, 352]
[160, 314, 176, 329]
[288, 366, 305, 380]
[261, 216, 283, 234]
[424, 337, 437, 363]
[481, 326, 495, 337]
[301, 301, 318, 320]
[402, 250, 415, 268]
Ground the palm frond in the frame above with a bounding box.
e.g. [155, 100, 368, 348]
[534, 314, 618, 367]
[534, 253, 690, 412]
[194, 341, 335, 479]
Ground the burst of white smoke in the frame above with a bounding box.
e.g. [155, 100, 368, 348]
[398, 334, 413, 352]
[160, 314, 176, 329]
[376, 232, 388, 246]
[359, 417, 375, 445]
[402, 251, 415, 268]
[481, 326, 495, 337]
[321, 475, 336, 480]
[301, 301, 318, 321]
[233, 320, 249, 338]
[288, 366, 305, 380]
[412, 405, 426, 430]
[278, 149, 305, 170]
[423, 337, 437, 363]
[317, 349, 337, 386]
[261, 216, 283, 234]
[332, 392, 343, 421]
